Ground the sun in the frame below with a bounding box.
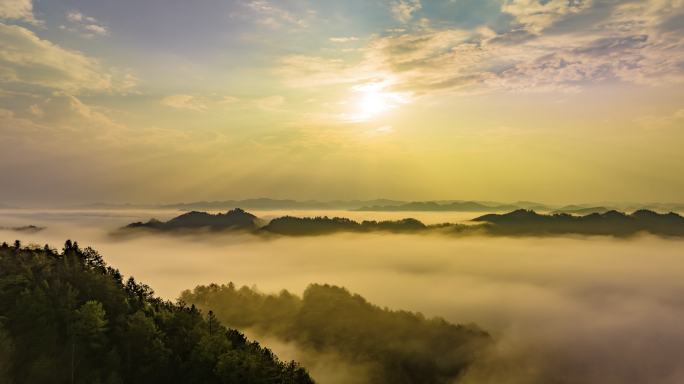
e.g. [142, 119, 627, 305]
[360, 93, 388, 114]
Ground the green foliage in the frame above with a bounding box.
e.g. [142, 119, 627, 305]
[182, 283, 492, 384]
[0, 240, 315, 384]
[72, 301, 109, 349]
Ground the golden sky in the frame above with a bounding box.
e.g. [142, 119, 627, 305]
[1, 0, 683, 205]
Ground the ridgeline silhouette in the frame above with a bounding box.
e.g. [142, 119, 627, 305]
[181, 283, 491, 384]
[0, 225, 44, 232]
[118, 209, 684, 238]
[125, 208, 258, 232]
[353, 201, 521, 212]
[0, 240, 315, 384]
[260, 216, 460, 236]
[472, 209, 684, 237]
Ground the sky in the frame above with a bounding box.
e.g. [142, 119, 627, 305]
[0, 0, 683, 206]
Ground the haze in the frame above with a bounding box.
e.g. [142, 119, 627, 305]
[1, 0, 684, 206]
[2, 209, 684, 383]
[2, 0, 684, 382]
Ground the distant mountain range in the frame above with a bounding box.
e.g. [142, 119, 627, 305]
[118, 208, 684, 238]
[0, 204, 20, 209]
[550, 207, 612, 215]
[56, 199, 684, 213]
[353, 201, 523, 212]
[62, 199, 410, 211]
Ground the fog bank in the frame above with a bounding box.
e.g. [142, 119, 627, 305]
[1, 209, 684, 383]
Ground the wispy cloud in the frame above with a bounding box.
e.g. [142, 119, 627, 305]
[390, 0, 421, 23]
[0, 0, 41, 25]
[637, 108, 684, 129]
[247, 1, 308, 28]
[330, 37, 359, 42]
[275, 0, 684, 99]
[160, 95, 208, 111]
[252, 95, 285, 111]
[0, 23, 131, 91]
[66, 10, 109, 36]
[0, 88, 40, 98]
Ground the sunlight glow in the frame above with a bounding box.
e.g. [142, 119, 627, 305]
[361, 93, 389, 114]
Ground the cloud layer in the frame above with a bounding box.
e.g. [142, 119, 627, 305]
[277, 0, 684, 99]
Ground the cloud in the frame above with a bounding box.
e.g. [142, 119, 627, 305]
[0, 23, 130, 91]
[83, 24, 108, 36]
[67, 11, 108, 37]
[67, 11, 85, 22]
[330, 37, 359, 42]
[247, 1, 308, 28]
[29, 92, 124, 131]
[274, 0, 684, 99]
[0, 88, 39, 97]
[390, 0, 422, 23]
[1, 93, 231, 159]
[371, 126, 393, 134]
[218, 96, 239, 104]
[252, 95, 285, 111]
[295, 112, 372, 126]
[637, 108, 684, 129]
[0, 0, 40, 25]
[160, 94, 207, 111]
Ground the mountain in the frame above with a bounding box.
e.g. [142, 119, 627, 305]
[261, 216, 444, 236]
[550, 207, 613, 215]
[513, 201, 556, 209]
[63, 199, 412, 211]
[58, 202, 158, 210]
[0, 203, 20, 209]
[166, 198, 332, 211]
[0, 225, 44, 232]
[182, 283, 491, 384]
[353, 201, 521, 212]
[527, 205, 553, 211]
[123, 208, 258, 231]
[323, 199, 409, 209]
[472, 209, 684, 237]
[0, 241, 315, 383]
[120, 208, 684, 238]
[120, 209, 469, 236]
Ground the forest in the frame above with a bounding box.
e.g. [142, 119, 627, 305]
[0, 240, 315, 384]
[180, 283, 492, 384]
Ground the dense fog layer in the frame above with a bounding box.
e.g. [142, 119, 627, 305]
[1, 209, 684, 383]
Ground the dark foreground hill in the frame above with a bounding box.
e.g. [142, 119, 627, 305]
[0, 240, 314, 384]
[472, 209, 684, 237]
[124, 208, 258, 232]
[181, 283, 491, 384]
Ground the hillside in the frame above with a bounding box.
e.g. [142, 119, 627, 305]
[260, 216, 449, 236]
[0, 240, 314, 384]
[181, 283, 491, 384]
[473, 209, 684, 237]
[124, 208, 258, 232]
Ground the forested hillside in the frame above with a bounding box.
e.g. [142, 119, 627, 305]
[181, 283, 492, 384]
[0, 240, 314, 384]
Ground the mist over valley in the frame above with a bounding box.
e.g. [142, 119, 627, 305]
[2, 208, 684, 383]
